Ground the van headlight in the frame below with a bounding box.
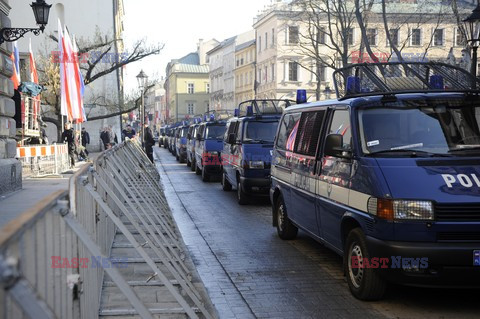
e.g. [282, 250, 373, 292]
[368, 198, 434, 221]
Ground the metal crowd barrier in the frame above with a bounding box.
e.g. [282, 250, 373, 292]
[16, 143, 70, 178]
[1, 140, 215, 319]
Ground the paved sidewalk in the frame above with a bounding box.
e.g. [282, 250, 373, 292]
[0, 157, 96, 230]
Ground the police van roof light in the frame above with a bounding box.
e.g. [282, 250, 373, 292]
[429, 75, 444, 90]
[346, 76, 361, 94]
[296, 89, 307, 104]
[246, 105, 253, 116]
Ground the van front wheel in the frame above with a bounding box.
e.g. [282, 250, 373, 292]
[222, 172, 232, 191]
[275, 197, 297, 240]
[345, 228, 387, 301]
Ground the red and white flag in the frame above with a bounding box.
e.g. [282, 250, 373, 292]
[10, 41, 21, 89]
[29, 39, 39, 83]
[58, 20, 85, 123]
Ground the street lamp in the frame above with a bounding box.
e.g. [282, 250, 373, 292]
[463, 0, 480, 88]
[0, 1, 52, 44]
[137, 70, 148, 146]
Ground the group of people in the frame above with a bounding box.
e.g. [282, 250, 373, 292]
[61, 122, 156, 168]
[100, 126, 119, 150]
[61, 123, 91, 168]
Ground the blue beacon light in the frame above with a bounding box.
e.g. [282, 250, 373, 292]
[296, 89, 307, 104]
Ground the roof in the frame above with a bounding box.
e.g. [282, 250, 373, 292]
[178, 52, 200, 65]
[207, 36, 237, 55]
[236, 40, 256, 52]
[173, 63, 209, 74]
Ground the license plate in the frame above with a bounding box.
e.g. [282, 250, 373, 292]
[474, 250, 480, 266]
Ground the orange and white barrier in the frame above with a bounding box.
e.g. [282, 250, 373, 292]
[17, 144, 68, 158]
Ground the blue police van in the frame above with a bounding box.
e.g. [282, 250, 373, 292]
[221, 99, 292, 204]
[270, 62, 480, 300]
[187, 120, 201, 170]
[175, 123, 189, 163]
[194, 113, 228, 182]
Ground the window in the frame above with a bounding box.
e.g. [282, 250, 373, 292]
[318, 27, 326, 44]
[187, 83, 194, 94]
[294, 111, 326, 156]
[241, 57, 244, 65]
[187, 103, 194, 115]
[434, 29, 444, 46]
[289, 26, 299, 44]
[259, 36, 262, 52]
[367, 29, 378, 46]
[288, 62, 298, 81]
[276, 113, 301, 150]
[265, 32, 268, 48]
[319, 65, 326, 82]
[328, 109, 351, 150]
[347, 28, 355, 45]
[271, 63, 275, 81]
[411, 28, 421, 46]
[236, 59, 239, 67]
[264, 66, 268, 82]
[456, 28, 466, 46]
[389, 28, 399, 46]
[205, 83, 210, 93]
[272, 28, 275, 46]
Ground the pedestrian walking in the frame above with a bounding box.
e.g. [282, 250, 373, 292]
[122, 124, 136, 141]
[61, 122, 76, 168]
[144, 124, 155, 163]
[100, 127, 110, 150]
[81, 127, 90, 157]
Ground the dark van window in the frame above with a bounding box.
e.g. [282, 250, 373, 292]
[276, 113, 301, 150]
[294, 111, 326, 156]
[198, 125, 205, 138]
[329, 109, 351, 149]
[243, 121, 279, 143]
[206, 125, 227, 139]
[225, 121, 235, 142]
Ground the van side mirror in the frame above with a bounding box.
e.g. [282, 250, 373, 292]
[228, 133, 235, 144]
[324, 134, 352, 159]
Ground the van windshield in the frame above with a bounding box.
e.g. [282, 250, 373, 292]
[359, 99, 480, 156]
[180, 127, 189, 137]
[243, 120, 279, 143]
[206, 125, 226, 139]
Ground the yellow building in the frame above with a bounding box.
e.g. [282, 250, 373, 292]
[164, 53, 211, 123]
[234, 40, 256, 106]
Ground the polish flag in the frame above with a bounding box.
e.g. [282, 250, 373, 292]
[58, 19, 73, 121]
[10, 41, 21, 89]
[58, 20, 85, 123]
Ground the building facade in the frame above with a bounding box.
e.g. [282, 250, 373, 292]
[253, 0, 475, 102]
[0, 0, 21, 195]
[164, 39, 218, 123]
[234, 40, 256, 105]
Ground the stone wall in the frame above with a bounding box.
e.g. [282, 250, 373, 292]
[0, 1, 22, 195]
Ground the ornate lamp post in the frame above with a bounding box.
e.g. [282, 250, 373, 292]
[464, 0, 480, 88]
[0, 0, 52, 44]
[136, 70, 148, 146]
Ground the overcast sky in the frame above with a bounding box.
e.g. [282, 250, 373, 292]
[122, 0, 275, 93]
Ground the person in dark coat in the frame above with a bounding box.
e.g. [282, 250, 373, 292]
[81, 127, 90, 156]
[100, 127, 110, 150]
[61, 122, 76, 168]
[144, 124, 155, 163]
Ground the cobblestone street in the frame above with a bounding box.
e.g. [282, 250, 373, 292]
[154, 146, 480, 319]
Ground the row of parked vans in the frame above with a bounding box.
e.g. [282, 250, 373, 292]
[158, 62, 480, 301]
